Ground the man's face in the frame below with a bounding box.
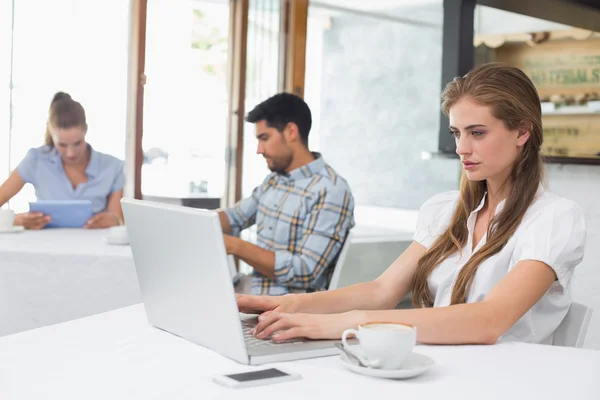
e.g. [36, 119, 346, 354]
[255, 120, 293, 173]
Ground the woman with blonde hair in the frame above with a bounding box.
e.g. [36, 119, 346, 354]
[0, 92, 125, 229]
[238, 63, 586, 345]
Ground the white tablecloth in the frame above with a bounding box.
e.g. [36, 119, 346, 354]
[0, 229, 140, 337]
[1, 304, 598, 400]
[0, 225, 412, 337]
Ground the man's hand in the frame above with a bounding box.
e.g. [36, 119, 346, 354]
[14, 212, 51, 230]
[84, 212, 121, 229]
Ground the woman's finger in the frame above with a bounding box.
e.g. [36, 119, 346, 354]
[31, 222, 45, 230]
[257, 318, 291, 339]
[272, 326, 306, 342]
[256, 314, 293, 339]
[253, 311, 284, 337]
[29, 216, 50, 230]
[85, 213, 103, 228]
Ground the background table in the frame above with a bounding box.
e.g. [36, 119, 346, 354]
[0, 220, 415, 337]
[1, 304, 598, 400]
[0, 229, 140, 337]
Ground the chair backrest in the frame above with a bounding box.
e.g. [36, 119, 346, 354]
[328, 232, 412, 290]
[552, 301, 593, 348]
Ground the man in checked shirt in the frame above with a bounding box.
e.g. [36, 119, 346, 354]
[218, 93, 355, 295]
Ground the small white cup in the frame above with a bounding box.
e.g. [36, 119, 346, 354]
[0, 209, 16, 230]
[342, 322, 416, 370]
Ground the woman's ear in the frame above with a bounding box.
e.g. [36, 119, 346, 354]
[516, 121, 532, 147]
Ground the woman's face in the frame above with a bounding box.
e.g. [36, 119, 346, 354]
[449, 97, 530, 185]
[51, 126, 88, 165]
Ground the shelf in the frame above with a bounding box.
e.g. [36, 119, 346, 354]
[543, 156, 600, 166]
[541, 102, 600, 116]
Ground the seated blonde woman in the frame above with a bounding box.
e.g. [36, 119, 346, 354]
[237, 63, 586, 345]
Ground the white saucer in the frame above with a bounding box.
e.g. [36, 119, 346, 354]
[0, 225, 25, 234]
[339, 350, 434, 379]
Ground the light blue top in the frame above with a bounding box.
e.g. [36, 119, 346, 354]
[16, 145, 125, 214]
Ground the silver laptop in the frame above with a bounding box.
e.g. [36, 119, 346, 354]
[121, 198, 340, 365]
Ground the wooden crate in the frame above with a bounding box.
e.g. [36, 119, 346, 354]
[542, 114, 600, 158]
[495, 39, 600, 99]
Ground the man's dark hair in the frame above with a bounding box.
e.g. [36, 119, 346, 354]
[246, 93, 312, 146]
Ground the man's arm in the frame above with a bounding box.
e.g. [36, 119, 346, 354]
[219, 183, 265, 235]
[219, 211, 233, 235]
[225, 187, 354, 287]
[224, 236, 275, 278]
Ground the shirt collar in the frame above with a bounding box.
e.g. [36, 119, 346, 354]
[471, 191, 507, 216]
[285, 152, 325, 181]
[472, 183, 546, 217]
[85, 145, 100, 179]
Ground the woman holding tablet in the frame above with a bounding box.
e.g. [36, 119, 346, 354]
[237, 63, 586, 346]
[0, 92, 125, 229]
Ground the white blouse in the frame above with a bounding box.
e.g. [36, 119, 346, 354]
[413, 188, 586, 344]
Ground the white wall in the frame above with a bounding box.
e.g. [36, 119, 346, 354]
[545, 164, 600, 349]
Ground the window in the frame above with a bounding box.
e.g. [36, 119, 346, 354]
[3, 0, 130, 211]
[142, 0, 231, 200]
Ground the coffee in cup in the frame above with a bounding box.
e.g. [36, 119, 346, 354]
[341, 322, 416, 370]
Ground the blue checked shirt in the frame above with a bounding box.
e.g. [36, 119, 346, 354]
[224, 153, 355, 295]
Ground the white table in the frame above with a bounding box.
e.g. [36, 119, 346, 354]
[1, 305, 599, 400]
[0, 224, 411, 337]
[0, 229, 140, 337]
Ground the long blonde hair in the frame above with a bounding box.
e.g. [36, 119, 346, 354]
[44, 92, 87, 147]
[411, 63, 545, 307]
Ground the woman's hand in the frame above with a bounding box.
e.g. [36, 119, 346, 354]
[252, 310, 364, 342]
[236, 294, 300, 315]
[14, 212, 51, 230]
[84, 211, 121, 229]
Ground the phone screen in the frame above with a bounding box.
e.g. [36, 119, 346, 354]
[226, 368, 289, 382]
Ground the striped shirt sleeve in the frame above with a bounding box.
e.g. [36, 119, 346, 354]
[273, 186, 354, 287]
[223, 183, 265, 236]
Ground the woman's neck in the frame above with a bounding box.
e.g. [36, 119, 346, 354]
[63, 146, 91, 170]
[485, 179, 510, 209]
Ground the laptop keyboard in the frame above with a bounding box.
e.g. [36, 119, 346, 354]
[241, 319, 303, 348]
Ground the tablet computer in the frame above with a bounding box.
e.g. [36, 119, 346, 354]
[29, 200, 93, 228]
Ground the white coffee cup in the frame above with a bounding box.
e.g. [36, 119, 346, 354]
[342, 322, 416, 370]
[0, 209, 16, 230]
